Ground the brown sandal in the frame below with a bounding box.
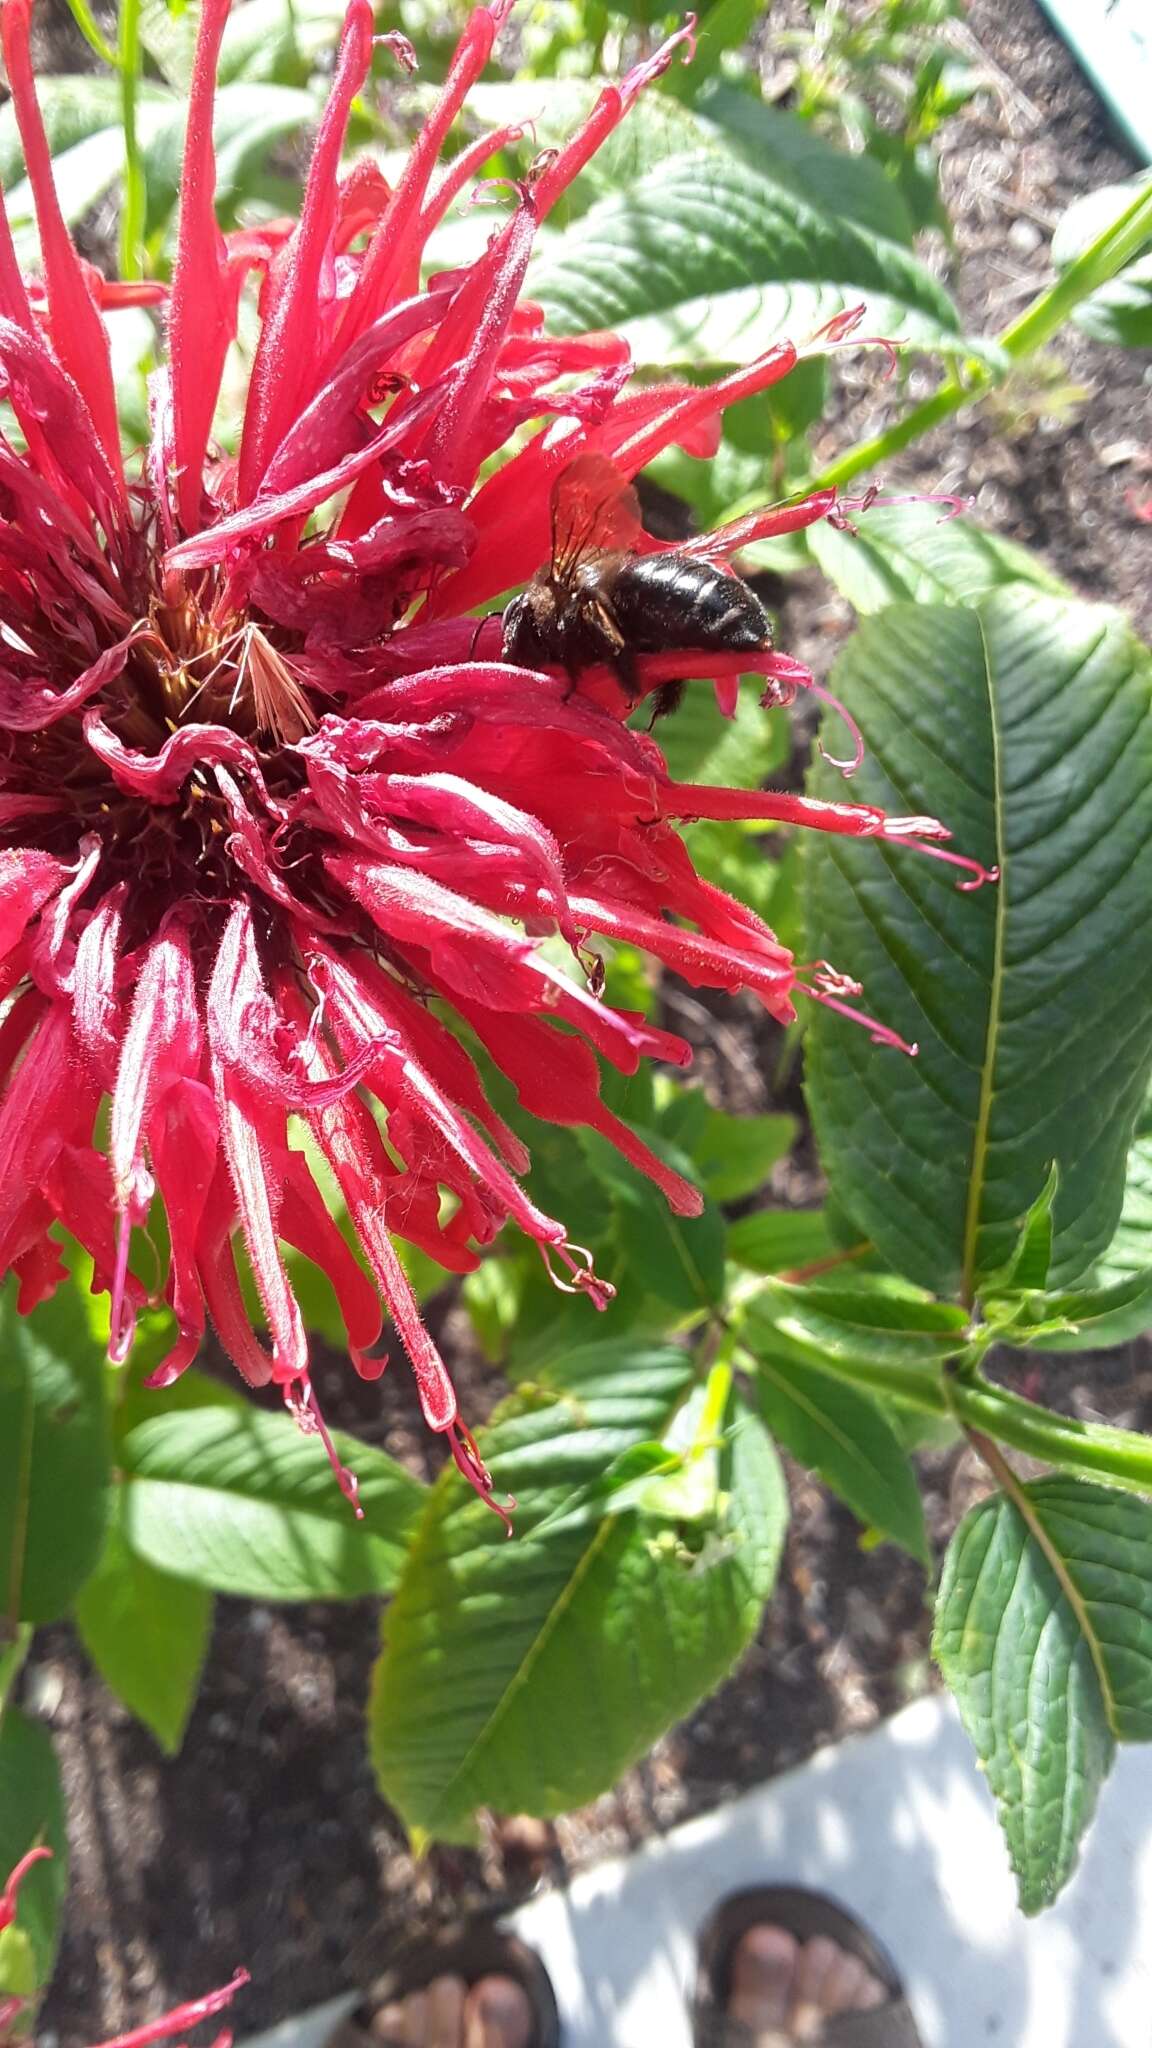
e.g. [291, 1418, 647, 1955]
[694, 1885, 923, 2047]
[335, 1921, 560, 2048]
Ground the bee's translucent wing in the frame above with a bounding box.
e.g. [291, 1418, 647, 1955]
[550, 451, 642, 581]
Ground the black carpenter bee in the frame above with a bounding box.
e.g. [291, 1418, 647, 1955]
[501, 451, 772, 718]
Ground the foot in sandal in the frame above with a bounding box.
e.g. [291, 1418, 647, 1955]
[723, 1923, 889, 2042]
[695, 1886, 922, 2046]
[372, 1972, 534, 2047]
[346, 1884, 920, 2046]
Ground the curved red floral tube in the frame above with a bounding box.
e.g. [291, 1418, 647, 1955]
[0, 0, 975, 1513]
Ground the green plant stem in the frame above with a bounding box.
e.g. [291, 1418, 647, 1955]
[696, 1355, 733, 1448]
[117, 0, 146, 282]
[742, 1340, 1152, 1495]
[810, 180, 1152, 494]
[63, 0, 117, 68]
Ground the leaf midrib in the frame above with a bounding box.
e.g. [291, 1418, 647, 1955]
[961, 610, 1009, 1306]
[420, 1512, 620, 1833]
[1011, 1490, 1121, 1739]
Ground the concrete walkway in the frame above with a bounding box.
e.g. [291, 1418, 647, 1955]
[244, 1694, 1152, 2048]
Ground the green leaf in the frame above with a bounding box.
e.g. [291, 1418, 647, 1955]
[660, 0, 762, 101]
[1053, 176, 1152, 349]
[694, 83, 916, 245]
[75, 1510, 212, 1754]
[728, 1207, 836, 1275]
[806, 502, 1069, 616]
[688, 1108, 795, 1205]
[935, 1478, 1152, 1912]
[0, 79, 174, 248]
[584, 1131, 727, 1313]
[0, 76, 142, 184]
[653, 674, 790, 789]
[466, 78, 714, 218]
[218, 0, 346, 82]
[982, 1164, 1059, 1298]
[0, 1707, 66, 2000]
[114, 1361, 245, 1444]
[1023, 1080, 1152, 1345]
[120, 1405, 424, 1601]
[140, 82, 314, 237]
[371, 1343, 787, 1839]
[804, 592, 1152, 1299]
[746, 1332, 928, 1562]
[0, 1281, 112, 1627]
[749, 1274, 968, 1364]
[1017, 1267, 1152, 1354]
[138, 0, 202, 89]
[1, 73, 314, 256]
[528, 149, 966, 370]
[1094, 1077, 1152, 1287]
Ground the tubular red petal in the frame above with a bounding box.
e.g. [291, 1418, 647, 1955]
[611, 344, 798, 476]
[214, 1068, 307, 1382]
[207, 916, 307, 1383]
[658, 784, 897, 834]
[338, 953, 529, 1172]
[568, 891, 797, 1020]
[168, 0, 235, 535]
[279, 1157, 383, 1360]
[419, 121, 529, 239]
[336, 3, 510, 345]
[0, 0, 126, 505]
[238, 0, 376, 504]
[461, 1004, 702, 1215]
[324, 851, 541, 1007]
[0, 849, 65, 963]
[109, 915, 201, 1205]
[293, 1011, 461, 1434]
[87, 1972, 250, 2048]
[197, 1201, 276, 1391]
[146, 1079, 218, 1387]
[0, 317, 127, 531]
[0, 1845, 52, 1929]
[534, 17, 696, 216]
[284, 1375, 363, 1516]
[398, 197, 537, 491]
[255, 288, 450, 500]
[71, 884, 127, 1076]
[316, 945, 569, 1252]
[163, 379, 449, 569]
[679, 487, 840, 558]
[0, 1009, 97, 1250]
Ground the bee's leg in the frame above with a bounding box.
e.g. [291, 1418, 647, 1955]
[469, 610, 501, 660]
[614, 646, 640, 707]
[646, 678, 686, 728]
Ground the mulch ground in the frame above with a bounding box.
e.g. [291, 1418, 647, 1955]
[30, 0, 1152, 2035]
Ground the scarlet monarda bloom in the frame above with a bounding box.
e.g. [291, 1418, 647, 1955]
[0, 0, 979, 1508]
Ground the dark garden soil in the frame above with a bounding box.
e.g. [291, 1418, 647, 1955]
[28, 0, 1152, 2037]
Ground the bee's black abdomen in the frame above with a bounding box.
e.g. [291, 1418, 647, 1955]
[608, 553, 770, 653]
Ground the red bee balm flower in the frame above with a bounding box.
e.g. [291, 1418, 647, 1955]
[0, 0, 983, 1512]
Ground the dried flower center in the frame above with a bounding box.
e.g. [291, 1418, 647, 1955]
[127, 584, 317, 749]
[1, 550, 332, 945]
